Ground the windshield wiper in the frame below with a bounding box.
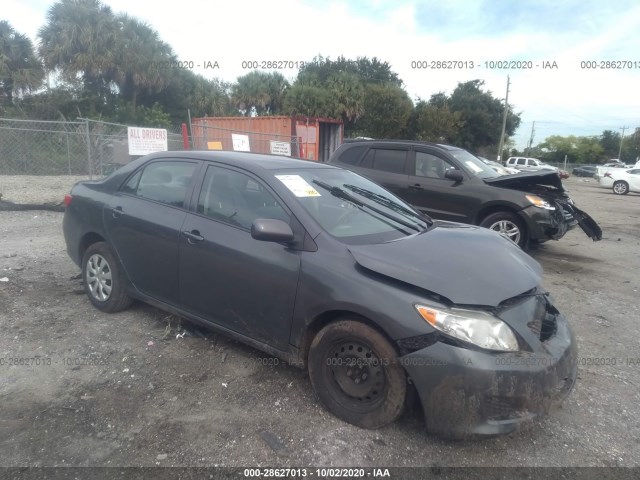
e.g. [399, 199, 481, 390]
[312, 180, 422, 232]
[342, 184, 432, 226]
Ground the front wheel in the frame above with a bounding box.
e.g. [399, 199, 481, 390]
[479, 211, 527, 249]
[308, 320, 406, 429]
[613, 180, 629, 195]
[81, 242, 133, 313]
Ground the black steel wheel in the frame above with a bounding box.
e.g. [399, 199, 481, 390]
[308, 320, 406, 429]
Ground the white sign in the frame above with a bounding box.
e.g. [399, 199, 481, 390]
[127, 127, 168, 156]
[232, 134, 250, 152]
[270, 141, 291, 157]
[275, 175, 321, 197]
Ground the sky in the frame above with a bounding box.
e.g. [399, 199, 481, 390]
[4, 0, 640, 150]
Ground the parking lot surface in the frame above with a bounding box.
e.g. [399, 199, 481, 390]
[0, 177, 639, 467]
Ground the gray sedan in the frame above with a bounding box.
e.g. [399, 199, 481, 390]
[62, 151, 577, 439]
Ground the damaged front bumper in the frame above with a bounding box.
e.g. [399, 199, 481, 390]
[520, 199, 602, 243]
[399, 295, 578, 439]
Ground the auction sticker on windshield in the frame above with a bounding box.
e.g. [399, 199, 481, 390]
[276, 175, 321, 197]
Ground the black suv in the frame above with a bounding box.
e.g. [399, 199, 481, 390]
[328, 140, 601, 248]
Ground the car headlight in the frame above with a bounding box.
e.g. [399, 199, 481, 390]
[525, 194, 556, 210]
[414, 304, 519, 352]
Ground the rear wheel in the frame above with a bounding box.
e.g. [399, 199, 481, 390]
[308, 320, 406, 429]
[480, 211, 527, 249]
[81, 242, 133, 313]
[613, 180, 629, 195]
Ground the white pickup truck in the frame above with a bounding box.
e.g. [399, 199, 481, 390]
[505, 157, 559, 172]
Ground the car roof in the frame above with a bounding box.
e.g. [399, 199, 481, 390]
[341, 138, 464, 152]
[147, 150, 337, 171]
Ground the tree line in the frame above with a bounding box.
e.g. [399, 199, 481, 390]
[1, 0, 637, 163]
[511, 129, 640, 165]
[0, 0, 520, 154]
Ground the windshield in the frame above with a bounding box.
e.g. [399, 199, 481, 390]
[272, 167, 430, 244]
[447, 149, 500, 179]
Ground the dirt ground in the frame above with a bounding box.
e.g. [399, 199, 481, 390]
[0, 176, 639, 468]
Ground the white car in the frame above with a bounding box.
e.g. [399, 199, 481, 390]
[477, 156, 520, 175]
[598, 168, 640, 194]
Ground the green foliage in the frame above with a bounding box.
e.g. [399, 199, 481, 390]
[232, 71, 289, 115]
[282, 83, 338, 118]
[297, 55, 402, 87]
[352, 84, 413, 138]
[285, 55, 408, 136]
[447, 80, 521, 150]
[0, 21, 45, 106]
[38, 0, 118, 105]
[112, 15, 175, 108]
[407, 99, 463, 143]
[538, 135, 604, 164]
[109, 101, 171, 128]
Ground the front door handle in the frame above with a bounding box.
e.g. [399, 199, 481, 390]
[111, 206, 123, 218]
[409, 184, 424, 190]
[182, 230, 204, 244]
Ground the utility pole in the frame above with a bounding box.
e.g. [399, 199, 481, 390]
[497, 75, 510, 162]
[617, 126, 628, 161]
[527, 121, 536, 151]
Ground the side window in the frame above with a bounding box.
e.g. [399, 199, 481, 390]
[338, 145, 368, 165]
[415, 152, 456, 179]
[126, 161, 197, 208]
[372, 149, 407, 174]
[360, 149, 374, 168]
[517, 158, 526, 165]
[197, 166, 289, 230]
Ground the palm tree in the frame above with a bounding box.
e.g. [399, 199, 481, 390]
[232, 71, 271, 115]
[38, 0, 118, 99]
[0, 21, 44, 104]
[326, 72, 364, 123]
[112, 15, 174, 108]
[264, 72, 289, 115]
[189, 76, 232, 117]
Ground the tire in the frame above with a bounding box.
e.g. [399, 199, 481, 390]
[81, 242, 133, 313]
[613, 180, 629, 195]
[479, 211, 527, 249]
[308, 320, 406, 429]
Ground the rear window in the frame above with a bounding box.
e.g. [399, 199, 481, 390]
[361, 148, 407, 174]
[337, 145, 368, 165]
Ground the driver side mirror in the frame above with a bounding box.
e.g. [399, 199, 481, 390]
[445, 169, 464, 183]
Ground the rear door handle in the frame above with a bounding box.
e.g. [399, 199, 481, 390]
[182, 230, 204, 244]
[409, 184, 424, 190]
[111, 206, 123, 218]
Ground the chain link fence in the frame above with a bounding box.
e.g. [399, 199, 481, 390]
[0, 118, 89, 175]
[0, 117, 186, 177]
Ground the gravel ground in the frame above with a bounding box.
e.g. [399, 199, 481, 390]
[0, 176, 639, 468]
[0, 175, 92, 204]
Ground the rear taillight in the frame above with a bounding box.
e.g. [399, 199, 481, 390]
[63, 194, 72, 207]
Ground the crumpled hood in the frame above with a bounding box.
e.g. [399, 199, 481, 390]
[348, 222, 542, 307]
[483, 170, 564, 192]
